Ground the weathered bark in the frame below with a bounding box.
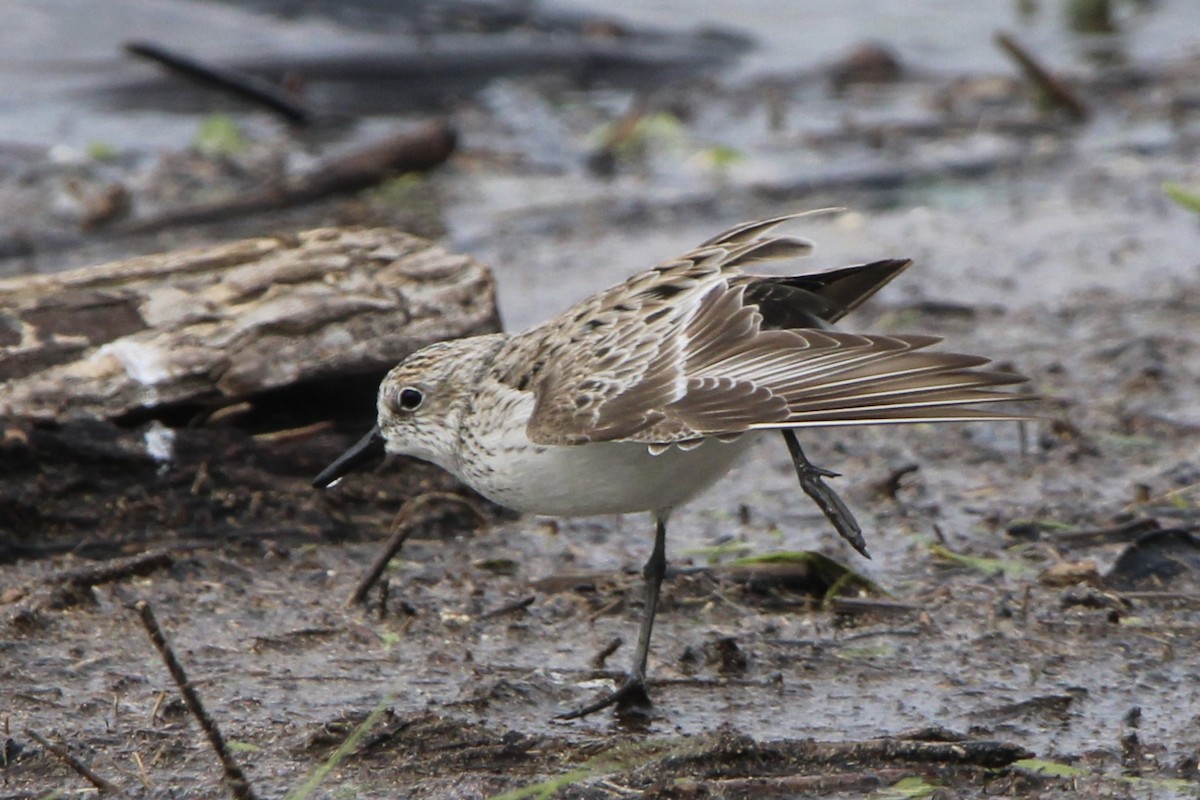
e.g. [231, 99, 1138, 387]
[0, 227, 499, 421]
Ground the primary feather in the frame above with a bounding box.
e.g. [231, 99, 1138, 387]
[495, 212, 1029, 447]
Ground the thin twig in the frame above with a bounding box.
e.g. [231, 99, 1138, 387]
[1119, 590, 1200, 604]
[592, 637, 623, 669]
[5, 549, 175, 631]
[125, 41, 312, 125]
[1121, 479, 1200, 513]
[673, 768, 914, 797]
[348, 492, 487, 606]
[667, 733, 1032, 771]
[1053, 517, 1160, 547]
[586, 596, 625, 622]
[26, 728, 118, 793]
[136, 601, 259, 800]
[829, 596, 923, 618]
[132, 750, 154, 790]
[378, 578, 390, 621]
[995, 31, 1089, 121]
[477, 595, 536, 621]
[46, 549, 175, 591]
[881, 463, 920, 500]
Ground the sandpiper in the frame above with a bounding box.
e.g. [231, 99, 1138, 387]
[315, 211, 1031, 718]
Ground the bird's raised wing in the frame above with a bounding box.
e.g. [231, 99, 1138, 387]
[500, 214, 1028, 446]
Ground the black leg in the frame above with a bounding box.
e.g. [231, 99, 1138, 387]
[557, 516, 667, 720]
[781, 429, 870, 559]
[630, 515, 667, 680]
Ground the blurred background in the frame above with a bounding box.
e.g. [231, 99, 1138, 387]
[1, 0, 1198, 328]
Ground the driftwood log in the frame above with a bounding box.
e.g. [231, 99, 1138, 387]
[0, 227, 497, 421]
[0, 228, 504, 559]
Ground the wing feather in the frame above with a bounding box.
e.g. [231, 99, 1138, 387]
[505, 213, 1031, 446]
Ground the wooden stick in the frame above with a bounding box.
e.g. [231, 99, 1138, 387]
[136, 601, 259, 800]
[125, 41, 311, 125]
[118, 120, 457, 235]
[348, 492, 487, 606]
[477, 595, 535, 620]
[995, 31, 1089, 121]
[673, 768, 913, 798]
[26, 728, 118, 793]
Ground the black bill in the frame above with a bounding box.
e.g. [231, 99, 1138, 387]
[312, 425, 386, 488]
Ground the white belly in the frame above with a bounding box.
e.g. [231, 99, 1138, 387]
[457, 433, 758, 517]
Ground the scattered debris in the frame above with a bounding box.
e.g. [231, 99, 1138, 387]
[125, 41, 313, 125]
[828, 41, 904, 91]
[994, 31, 1089, 121]
[1038, 559, 1099, 587]
[1105, 528, 1200, 590]
[118, 122, 458, 236]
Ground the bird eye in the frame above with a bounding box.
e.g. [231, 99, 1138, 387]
[398, 387, 423, 411]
